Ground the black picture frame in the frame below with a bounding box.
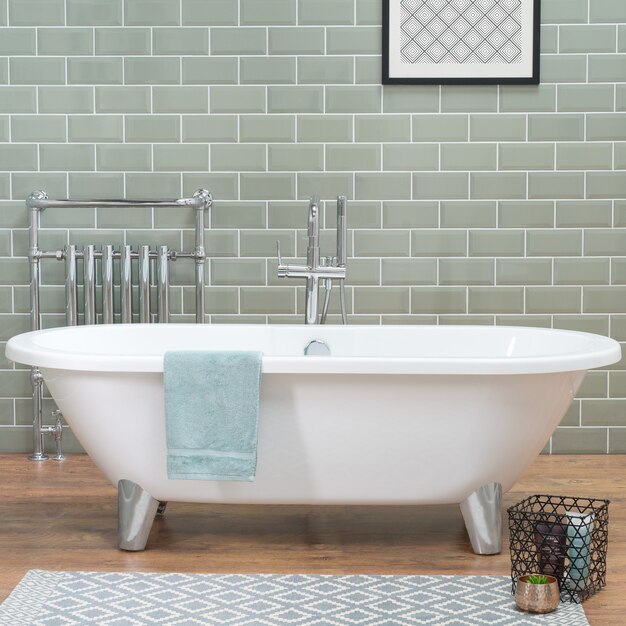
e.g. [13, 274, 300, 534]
[382, 0, 541, 85]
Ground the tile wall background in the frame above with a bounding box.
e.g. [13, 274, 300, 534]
[0, 0, 625, 453]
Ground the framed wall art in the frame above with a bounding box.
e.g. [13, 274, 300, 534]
[382, 0, 540, 85]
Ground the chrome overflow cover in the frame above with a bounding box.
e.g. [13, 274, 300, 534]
[304, 340, 330, 356]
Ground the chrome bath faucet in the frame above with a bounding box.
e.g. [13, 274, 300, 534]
[277, 196, 348, 325]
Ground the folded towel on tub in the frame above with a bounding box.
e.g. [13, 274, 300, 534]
[164, 351, 262, 481]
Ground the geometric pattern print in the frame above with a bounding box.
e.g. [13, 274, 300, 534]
[400, 0, 523, 64]
[0, 571, 590, 626]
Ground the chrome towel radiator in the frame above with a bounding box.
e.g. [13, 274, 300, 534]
[26, 188, 213, 461]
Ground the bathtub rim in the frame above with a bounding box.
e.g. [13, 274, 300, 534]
[6, 323, 621, 376]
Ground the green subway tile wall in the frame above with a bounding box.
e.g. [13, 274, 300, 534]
[0, 0, 625, 453]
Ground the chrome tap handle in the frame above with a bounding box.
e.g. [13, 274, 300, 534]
[321, 256, 335, 280]
[276, 240, 293, 278]
[322, 256, 337, 274]
[276, 240, 283, 267]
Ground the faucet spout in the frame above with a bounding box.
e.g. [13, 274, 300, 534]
[305, 276, 319, 325]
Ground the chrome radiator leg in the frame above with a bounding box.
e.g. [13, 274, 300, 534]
[459, 482, 502, 555]
[117, 480, 159, 551]
[28, 367, 48, 461]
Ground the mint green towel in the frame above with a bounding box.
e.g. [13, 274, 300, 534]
[164, 351, 262, 481]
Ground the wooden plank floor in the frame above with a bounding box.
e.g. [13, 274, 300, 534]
[0, 454, 624, 624]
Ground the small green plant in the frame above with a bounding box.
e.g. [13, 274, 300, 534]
[526, 575, 550, 585]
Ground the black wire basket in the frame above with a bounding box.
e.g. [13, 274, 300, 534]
[508, 495, 609, 603]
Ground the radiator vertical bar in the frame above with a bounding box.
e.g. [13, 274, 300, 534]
[139, 245, 151, 323]
[120, 245, 132, 324]
[83, 245, 96, 325]
[193, 190, 208, 323]
[65, 244, 78, 326]
[27, 191, 48, 461]
[157, 246, 169, 323]
[29, 199, 42, 332]
[102, 245, 114, 324]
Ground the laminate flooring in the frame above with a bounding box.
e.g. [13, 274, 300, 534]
[0, 454, 624, 625]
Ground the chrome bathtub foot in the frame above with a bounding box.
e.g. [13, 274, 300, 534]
[157, 501, 167, 516]
[117, 480, 159, 551]
[459, 482, 502, 555]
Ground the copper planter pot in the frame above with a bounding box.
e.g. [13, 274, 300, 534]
[515, 574, 561, 614]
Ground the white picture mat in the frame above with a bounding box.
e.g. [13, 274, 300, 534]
[388, 0, 535, 79]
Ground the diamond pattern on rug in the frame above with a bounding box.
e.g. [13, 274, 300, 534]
[400, 0, 523, 64]
[0, 571, 589, 625]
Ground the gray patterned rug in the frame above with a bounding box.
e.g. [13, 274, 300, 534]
[0, 570, 589, 625]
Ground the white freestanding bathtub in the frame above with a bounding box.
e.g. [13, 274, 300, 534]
[6, 324, 620, 553]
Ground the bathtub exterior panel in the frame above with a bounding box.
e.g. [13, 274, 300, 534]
[8, 323, 617, 505]
[41, 367, 584, 505]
